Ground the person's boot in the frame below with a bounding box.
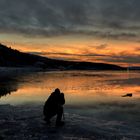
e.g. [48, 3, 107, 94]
[44, 117, 51, 125]
[56, 121, 65, 126]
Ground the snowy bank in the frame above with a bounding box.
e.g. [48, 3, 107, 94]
[0, 104, 140, 140]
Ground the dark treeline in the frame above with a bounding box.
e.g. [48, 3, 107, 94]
[0, 43, 125, 70]
[0, 43, 49, 68]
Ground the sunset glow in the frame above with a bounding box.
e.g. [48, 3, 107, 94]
[0, 0, 140, 67]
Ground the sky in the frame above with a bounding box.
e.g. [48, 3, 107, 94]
[0, 0, 140, 67]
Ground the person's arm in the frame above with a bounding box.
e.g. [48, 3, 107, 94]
[60, 93, 65, 105]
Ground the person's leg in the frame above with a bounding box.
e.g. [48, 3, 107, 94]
[44, 111, 56, 124]
[56, 106, 64, 126]
[44, 117, 51, 124]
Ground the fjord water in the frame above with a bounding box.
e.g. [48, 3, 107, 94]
[1, 70, 140, 139]
[0, 70, 140, 106]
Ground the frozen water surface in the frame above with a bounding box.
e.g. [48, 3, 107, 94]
[0, 70, 140, 139]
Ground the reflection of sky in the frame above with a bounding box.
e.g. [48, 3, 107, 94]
[0, 71, 140, 105]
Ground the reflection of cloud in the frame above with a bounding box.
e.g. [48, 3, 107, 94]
[106, 77, 140, 86]
[98, 102, 137, 108]
[0, 76, 18, 98]
[0, 72, 35, 98]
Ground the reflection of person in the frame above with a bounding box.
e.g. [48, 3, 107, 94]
[43, 88, 65, 126]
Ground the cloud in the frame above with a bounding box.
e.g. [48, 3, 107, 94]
[95, 44, 108, 50]
[97, 53, 140, 64]
[88, 44, 108, 50]
[28, 51, 107, 57]
[0, 0, 139, 41]
[27, 48, 140, 66]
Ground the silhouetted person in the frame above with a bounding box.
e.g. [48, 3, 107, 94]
[43, 88, 65, 126]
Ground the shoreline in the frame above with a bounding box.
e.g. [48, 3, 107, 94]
[0, 103, 140, 140]
[0, 69, 140, 139]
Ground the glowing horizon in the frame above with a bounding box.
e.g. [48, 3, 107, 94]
[1, 33, 140, 67]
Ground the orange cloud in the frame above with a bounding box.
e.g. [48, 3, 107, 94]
[1, 34, 140, 67]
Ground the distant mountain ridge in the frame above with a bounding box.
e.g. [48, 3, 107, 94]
[0, 43, 125, 70]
